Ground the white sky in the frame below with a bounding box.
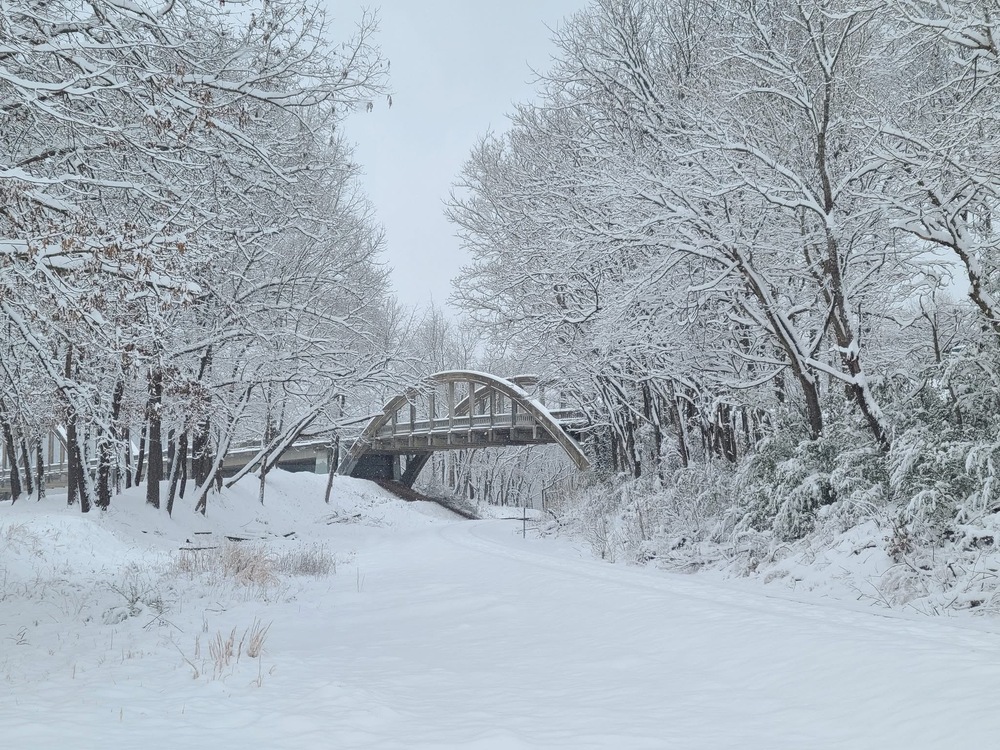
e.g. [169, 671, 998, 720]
[336, 1, 588, 310]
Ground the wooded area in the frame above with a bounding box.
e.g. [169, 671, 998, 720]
[0, 0, 399, 513]
[448, 0, 1000, 546]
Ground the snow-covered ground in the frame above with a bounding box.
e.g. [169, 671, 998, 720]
[3, 472, 1000, 748]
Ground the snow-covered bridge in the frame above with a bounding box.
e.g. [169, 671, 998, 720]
[338, 371, 590, 486]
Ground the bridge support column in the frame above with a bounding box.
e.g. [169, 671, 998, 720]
[401, 452, 432, 487]
[315, 450, 328, 475]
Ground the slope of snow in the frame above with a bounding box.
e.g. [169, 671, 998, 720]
[2, 471, 1000, 748]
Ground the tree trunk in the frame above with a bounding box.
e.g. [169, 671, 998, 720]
[165, 428, 175, 486]
[733, 251, 825, 441]
[258, 409, 275, 505]
[66, 423, 78, 507]
[93, 377, 125, 510]
[671, 386, 690, 468]
[191, 417, 212, 488]
[191, 344, 214, 490]
[324, 397, 344, 504]
[96, 426, 113, 510]
[167, 430, 187, 517]
[123, 426, 132, 489]
[61, 346, 79, 507]
[715, 404, 738, 463]
[1, 411, 21, 503]
[822, 232, 892, 452]
[134, 422, 147, 486]
[324, 445, 336, 505]
[67, 420, 90, 512]
[179, 437, 189, 499]
[19, 436, 33, 496]
[194, 386, 251, 515]
[35, 439, 45, 500]
[145, 369, 163, 509]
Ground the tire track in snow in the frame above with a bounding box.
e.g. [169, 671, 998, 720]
[435, 519, 1000, 659]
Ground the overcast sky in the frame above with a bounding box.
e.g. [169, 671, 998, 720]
[337, 1, 588, 310]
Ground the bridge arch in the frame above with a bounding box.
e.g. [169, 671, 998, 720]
[338, 370, 589, 486]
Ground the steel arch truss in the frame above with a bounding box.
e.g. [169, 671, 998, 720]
[338, 370, 589, 486]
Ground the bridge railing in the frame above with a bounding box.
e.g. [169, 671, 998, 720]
[374, 408, 585, 439]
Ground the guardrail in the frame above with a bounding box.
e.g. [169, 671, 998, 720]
[375, 409, 585, 438]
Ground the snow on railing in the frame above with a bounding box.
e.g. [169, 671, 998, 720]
[374, 408, 584, 438]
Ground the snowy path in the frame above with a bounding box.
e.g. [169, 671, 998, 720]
[5, 491, 1000, 749]
[287, 520, 1000, 749]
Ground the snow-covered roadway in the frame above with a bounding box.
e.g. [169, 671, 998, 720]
[3, 475, 1000, 749]
[297, 519, 1000, 749]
